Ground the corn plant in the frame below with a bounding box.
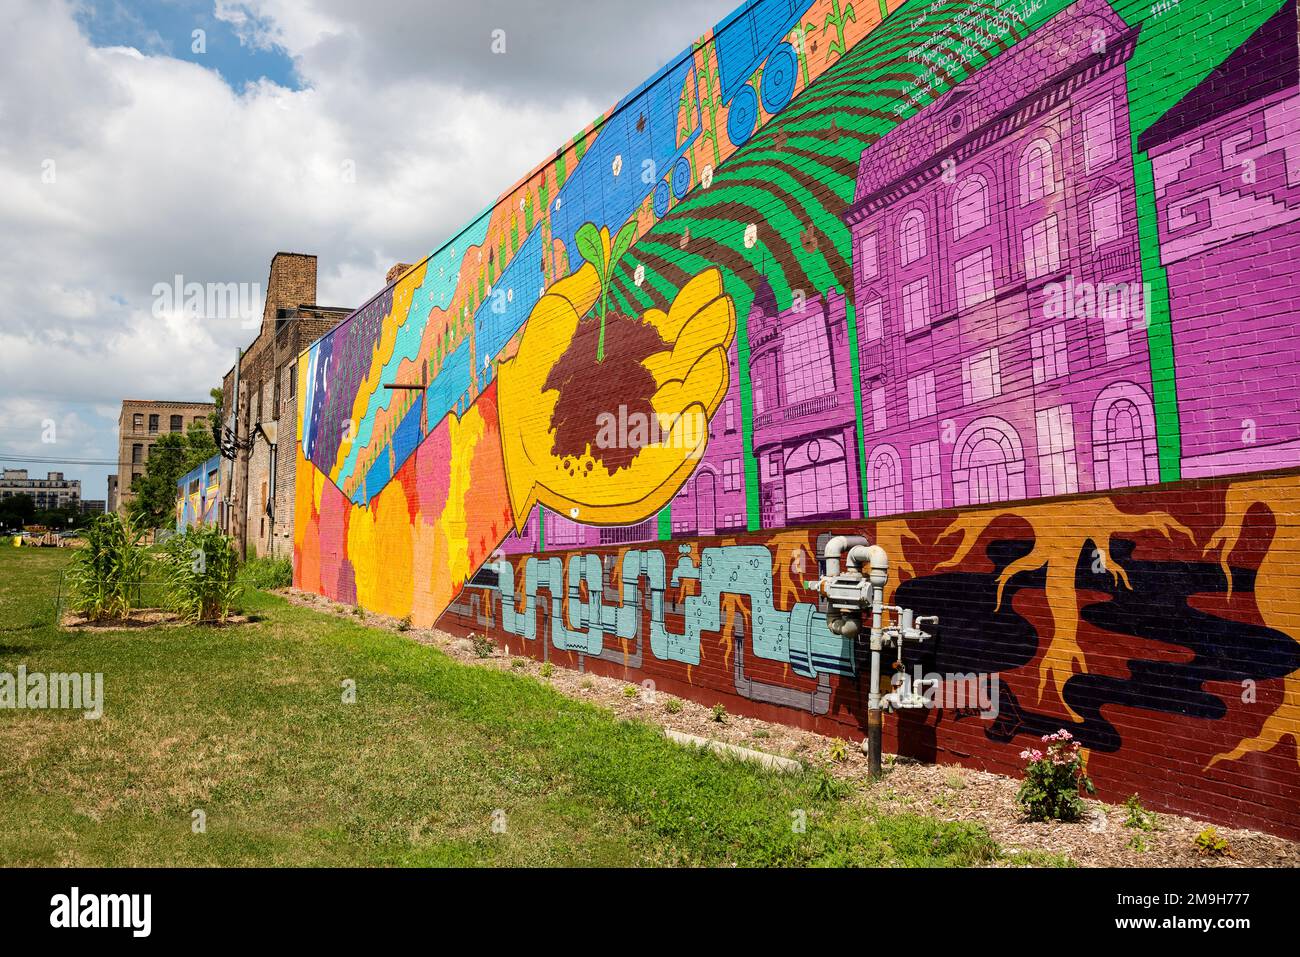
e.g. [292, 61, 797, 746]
[162, 525, 242, 624]
[67, 513, 147, 621]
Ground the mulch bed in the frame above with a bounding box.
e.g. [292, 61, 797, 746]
[61, 610, 253, 630]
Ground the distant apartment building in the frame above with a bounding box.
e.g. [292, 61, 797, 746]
[79, 499, 106, 517]
[112, 399, 216, 518]
[222, 253, 352, 559]
[0, 470, 81, 511]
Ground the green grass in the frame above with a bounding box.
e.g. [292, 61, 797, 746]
[0, 547, 1012, 867]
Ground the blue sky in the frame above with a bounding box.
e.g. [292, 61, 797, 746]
[74, 0, 301, 89]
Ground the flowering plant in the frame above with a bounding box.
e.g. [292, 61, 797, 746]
[1015, 729, 1095, 822]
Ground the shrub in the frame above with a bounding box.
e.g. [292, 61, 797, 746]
[470, 633, 496, 658]
[1015, 729, 1095, 822]
[162, 526, 242, 624]
[539, 662, 554, 678]
[396, 616, 411, 632]
[828, 738, 851, 763]
[663, 697, 682, 714]
[67, 513, 147, 621]
[241, 555, 292, 590]
[710, 703, 727, 723]
[1123, 793, 1158, 831]
[1194, 827, 1230, 857]
[622, 684, 639, 698]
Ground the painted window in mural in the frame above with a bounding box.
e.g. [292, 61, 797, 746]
[899, 209, 927, 265]
[1019, 139, 1056, 204]
[781, 313, 834, 404]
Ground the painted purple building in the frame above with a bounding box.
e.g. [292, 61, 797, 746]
[1140, 2, 1300, 478]
[671, 333, 747, 537]
[843, 0, 1159, 517]
[748, 280, 863, 529]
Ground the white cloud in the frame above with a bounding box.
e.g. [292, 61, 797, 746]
[0, 0, 737, 498]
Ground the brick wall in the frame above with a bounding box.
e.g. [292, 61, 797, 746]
[291, 0, 1300, 838]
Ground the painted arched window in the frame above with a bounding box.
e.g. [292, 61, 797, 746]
[867, 445, 905, 517]
[953, 176, 989, 239]
[953, 417, 1026, 506]
[900, 209, 927, 266]
[1018, 138, 1056, 205]
[785, 436, 850, 522]
[1093, 383, 1159, 490]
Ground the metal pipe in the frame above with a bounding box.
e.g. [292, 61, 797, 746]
[864, 547, 889, 778]
[823, 534, 869, 578]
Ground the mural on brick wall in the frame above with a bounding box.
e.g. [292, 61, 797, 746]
[176, 454, 222, 533]
[295, 0, 1300, 836]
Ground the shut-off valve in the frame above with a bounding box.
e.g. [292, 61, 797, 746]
[805, 535, 938, 776]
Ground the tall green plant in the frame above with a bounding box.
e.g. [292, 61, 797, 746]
[67, 513, 147, 621]
[163, 526, 242, 624]
[574, 221, 637, 362]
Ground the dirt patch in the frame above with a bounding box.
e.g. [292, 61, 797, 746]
[61, 609, 254, 630]
[543, 311, 665, 473]
[279, 587, 1300, 868]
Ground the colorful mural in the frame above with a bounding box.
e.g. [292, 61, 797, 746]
[295, 0, 1300, 836]
[176, 454, 222, 533]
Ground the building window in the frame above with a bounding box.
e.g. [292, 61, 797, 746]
[133, 413, 143, 432]
[859, 296, 883, 342]
[1083, 98, 1117, 173]
[724, 398, 735, 433]
[962, 348, 1002, 404]
[1018, 138, 1056, 205]
[1103, 294, 1132, 361]
[1089, 188, 1122, 248]
[955, 247, 995, 310]
[910, 440, 943, 511]
[907, 371, 936, 421]
[781, 314, 834, 405]
[1031, 324, 1069, 383]
[1035, 404, 1079, 496]
[170, 415, 182, 432]
[132, 443, 143, 465]
[870, 385, 887, 432]
[867, 445, 904, 516]
[899, 209, 927, 266]
[1093, 384, 1159, 490]
[784, 437, 849, 522]
[859, 234, 879, 282]
[901, 277, 930, 333]
[953, 417, 1026, 506]
[723, 458, 742, 492]
[148, 414, 159, 433]
[764, 451, 781, 481]
[953, 176, 989, 239]
[1022, 215, 1062, 282]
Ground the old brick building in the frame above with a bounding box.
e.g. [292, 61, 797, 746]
[111, 399, 215, 518]
[222, 253, 351, 558]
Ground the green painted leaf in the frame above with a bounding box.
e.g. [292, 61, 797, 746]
[574, 222, 606, 279]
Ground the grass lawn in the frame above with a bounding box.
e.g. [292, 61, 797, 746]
[0, 545, 1018, 867]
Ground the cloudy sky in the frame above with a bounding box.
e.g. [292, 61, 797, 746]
[0, 0, 738, 505]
